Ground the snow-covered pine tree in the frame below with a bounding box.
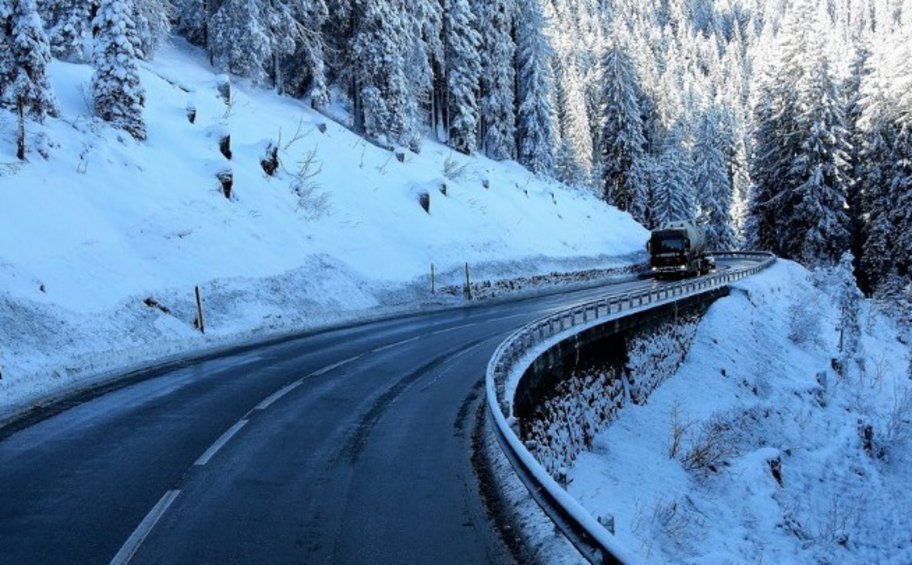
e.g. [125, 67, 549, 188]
[349, 0, 416, 148]
[746, 64, 798, 253]
[835, 251, 862, 368]
[857, 35, 899, 294]
[514, 0, 554, 175]
[131, 0, 171, 60]
[555, 58, 601, 185]
[442, 0, 481, 154]
[650, 127, 694, 228]
[36, 0, 93, 61]
[3, 0, 58, 120]
[404, 0, 441, 142]
[207, 0, 273, 84]
[844, 42, 872, 277]
[693, 108, 736, 250]
[785, 7, 851, 267]
[261, 0, 300, 92]
[172, 0, 209, 46]
[554, 137, 586, 187]
[599, 33, 649, 224]
[281, 0, 329, 106]
[92, 0, 146, 140]
[475, 0, 516, 161]
[208, 0, 298, 88]
[746, 0, 810, 257]
[0, 2, 13, 105]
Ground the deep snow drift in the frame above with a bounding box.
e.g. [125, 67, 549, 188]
[0, 39, 647, 416]
[569, 261, 912, 563]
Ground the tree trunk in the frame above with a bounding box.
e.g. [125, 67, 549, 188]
[16, 99, 26, 161]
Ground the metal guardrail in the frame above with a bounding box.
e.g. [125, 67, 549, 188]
[484, 252, 776, 563]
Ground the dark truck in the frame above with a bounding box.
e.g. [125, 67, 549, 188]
[647, 219, 715, 278]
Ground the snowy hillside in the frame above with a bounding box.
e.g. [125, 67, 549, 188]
[569, 261, 912, 563]
[0, 40, 647, 415]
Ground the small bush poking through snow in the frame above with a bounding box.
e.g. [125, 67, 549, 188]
[442, 154, 471, 181]
[290, 148, 329, 219]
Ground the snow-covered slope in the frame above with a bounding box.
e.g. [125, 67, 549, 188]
[0, 39, 647, 415]
[569, 261, 912, 563]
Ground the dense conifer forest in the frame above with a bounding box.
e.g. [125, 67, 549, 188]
[2, 0, 911, 307]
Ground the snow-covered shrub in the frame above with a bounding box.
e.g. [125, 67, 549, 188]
[884, 384, 912, 445]
[442, 154, 470, 181]
[680, 408, 765, 473]
[680, 413, 739, 472]
[788, 293, 821, 345]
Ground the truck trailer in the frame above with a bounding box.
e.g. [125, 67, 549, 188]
[647, 219, 715, 278]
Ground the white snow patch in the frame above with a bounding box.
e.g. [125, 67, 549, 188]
[0, 38, 647, 416]
[569, 261, 912, 563]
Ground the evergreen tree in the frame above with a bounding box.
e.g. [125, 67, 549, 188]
[281, 0, 329, 106]
[404, 0, 441, 137]
[349, 0, 416, 147]
[92, 0, 146, 140]
[693, 109, 736, 249]
[172, 0, 209, 46]
[3, 0, 58, 120]
[746, 64, 800, 253]
[747, 0, 850, 266]
[131, 0, 171, 60]
[785, 15, 851, 266]
[475, 0, 516, 161]
[442, 0, 481, 154]
[836, 251, 863, 368]
[514, 0, 555, 175]
[554, 136, 586, 187]
[553, 61, 593, 183]
[0, 2, 14, 106]
[650, 127, 694, 228]
[208, 0, 267, 79]
[844, 42, 872, 280]
[37, 0, 94, 61]
[599, 35, 649, 223]
[208, 0, 287, 84]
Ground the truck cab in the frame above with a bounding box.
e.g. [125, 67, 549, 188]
[647, 221, 714, 278]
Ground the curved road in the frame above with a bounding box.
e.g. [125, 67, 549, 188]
[0, 259, 752, 564]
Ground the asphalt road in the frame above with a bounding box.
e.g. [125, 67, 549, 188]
[0, 261, 752, 565]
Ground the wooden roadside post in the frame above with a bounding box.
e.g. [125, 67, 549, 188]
[464, 262, 472, 301]
[430, 263, 436, 294]
[195, 286, 205, 334]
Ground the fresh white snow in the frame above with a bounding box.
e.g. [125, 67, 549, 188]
[0, 38, 647, 416]
[568, 261, 912, 563]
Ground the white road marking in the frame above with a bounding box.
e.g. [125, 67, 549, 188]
[431, 322, 478, 335]
[371, 335, 420, 353]
[110, 489, 181, 565]
[254, 379, 304, 411]
[194, 419, 248, 466]
[310, 355, 361, 376]
[484, 312, 528, 323]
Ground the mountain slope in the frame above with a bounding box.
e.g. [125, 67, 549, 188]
[0, 39, 647, 414]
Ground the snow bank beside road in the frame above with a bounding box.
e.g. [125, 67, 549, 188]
[569, 261, 912, 563]
[0, 39, 646, 416]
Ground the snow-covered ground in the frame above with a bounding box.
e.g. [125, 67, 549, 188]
[569, 261, 912, 563]
[0, 39, 647, 417]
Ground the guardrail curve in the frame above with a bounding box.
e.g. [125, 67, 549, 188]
[485, 251, 776, 563]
